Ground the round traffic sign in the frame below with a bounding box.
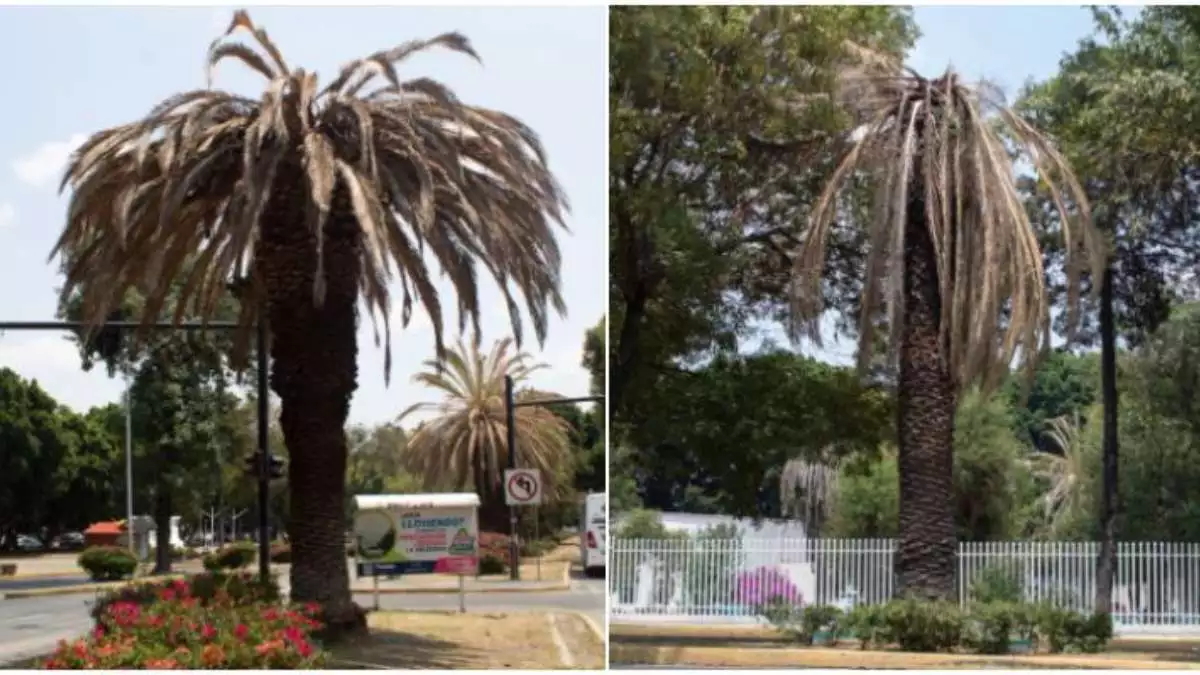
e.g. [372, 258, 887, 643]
[506, 470, 540, 504]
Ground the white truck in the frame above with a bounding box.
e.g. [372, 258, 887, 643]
[580, 492, 606, 578]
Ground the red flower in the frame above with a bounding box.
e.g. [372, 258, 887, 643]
[160, 587, 177, 602]
[262, 608, 280, 621]
[234, 623, 250, 640]
[282, 625, 304, 644]
[293, 638, 314, 658]
[303, 602, 321, 616]
[201, 623, 218, 640]
[92, 625, 105, 640]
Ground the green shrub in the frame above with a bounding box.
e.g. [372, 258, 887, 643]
[964, 601, 1037, 654]
[91, 571, 281, 623]
[479, 552, 508, 575]
[881, 597, 964, 652]
[1034, 604, 1111, 654]
[844, 604, 887, 650]
[78, 546, 138, 581]
[969, 565, 1024, 604]
[205, 542, 257, 570]
[520, 538, 555, 558]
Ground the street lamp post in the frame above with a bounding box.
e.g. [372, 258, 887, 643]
[124, 375, 135, 558]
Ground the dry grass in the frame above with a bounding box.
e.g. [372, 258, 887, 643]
[334, 610, 600, 670]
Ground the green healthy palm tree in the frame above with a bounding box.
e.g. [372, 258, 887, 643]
[790, 49, 1103, 599]
[398, 338, 571, 532]
[51, 11, 567, 628]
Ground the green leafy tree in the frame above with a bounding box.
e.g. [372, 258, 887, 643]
[1018, 6, 1200, 612]
[608, 6, 918, 419]
[625, 351, 892, 517]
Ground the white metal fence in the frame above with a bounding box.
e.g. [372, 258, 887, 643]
[610, 538, 1200, 634]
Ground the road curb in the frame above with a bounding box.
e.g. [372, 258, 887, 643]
[2, 574, 188, 600]
[608, 642, 1200, 670]
[575, 611, 605, 644]
[348, 562, 572, 595]
[1, 571, 85, 581]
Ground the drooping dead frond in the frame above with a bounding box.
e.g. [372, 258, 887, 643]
[397, 338, 571, 498]
[790, 48, 1104, 391]
[780, 453, 844, 538]
[52, 10, 568, 378]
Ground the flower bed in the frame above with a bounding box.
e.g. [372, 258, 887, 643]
[40, 573, 327, 669]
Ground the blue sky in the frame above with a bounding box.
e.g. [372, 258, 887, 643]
[0, 6, 606, 425]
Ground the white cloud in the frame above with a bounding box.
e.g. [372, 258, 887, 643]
[0, 203, 13, 229]
[12, 134, 87, 189]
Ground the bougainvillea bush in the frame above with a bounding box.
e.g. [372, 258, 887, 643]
[734, 566, 803, 607]
[40, 576, 327, 669]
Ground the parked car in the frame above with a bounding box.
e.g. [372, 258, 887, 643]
[50, 532, 85, 551]
[16, 535, 43, 552]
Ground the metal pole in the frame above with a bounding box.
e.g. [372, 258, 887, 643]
[256, 315, 270, 582]
[505, 374, 519, 581]
[124, 375, 135, 559]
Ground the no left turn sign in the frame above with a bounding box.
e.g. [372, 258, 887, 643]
[504, 468, 543, 506]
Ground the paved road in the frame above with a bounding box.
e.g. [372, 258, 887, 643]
[0, 569, 605, 666]
[0, 594, 95, 665]
[0, 576, 90, 593]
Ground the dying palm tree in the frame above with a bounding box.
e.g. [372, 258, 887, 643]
[398, 338, 571, 531]
[790, 49, 1103, 599]
[51, 11, 567, 628]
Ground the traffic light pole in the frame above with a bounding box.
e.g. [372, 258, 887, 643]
[255, 314, 271, 582]
[0, 320, 272, 581]
[503, 374, 603, 581]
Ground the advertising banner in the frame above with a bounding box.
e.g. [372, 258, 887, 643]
[354, 495, 479, 577]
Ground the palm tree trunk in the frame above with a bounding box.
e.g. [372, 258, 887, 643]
[895, 158, 958, 600]
[1095, 262, 1118, 616]
[260, 174, 363, 635]
[153, 485, 172, 574]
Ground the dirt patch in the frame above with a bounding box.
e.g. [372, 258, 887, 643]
[333, 610, 595, 670]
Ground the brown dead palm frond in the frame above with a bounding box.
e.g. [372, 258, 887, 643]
[790, 46, 1105, 390]
[780, 452, 844, 538]
[52, 10, 568, 378]
[397, 338, 571, 498]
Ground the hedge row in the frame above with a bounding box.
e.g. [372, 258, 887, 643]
[762, 597, 1113, 654]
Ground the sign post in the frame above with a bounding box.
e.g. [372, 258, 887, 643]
[353, 493, 481, 612]
[504, 469, 542, 582]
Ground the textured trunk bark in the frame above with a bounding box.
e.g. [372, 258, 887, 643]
[1095, 262, 1118, 616]
[153, 482, 172, 574]
[259, 167, 363, 635]
[895, 156, 958, 600]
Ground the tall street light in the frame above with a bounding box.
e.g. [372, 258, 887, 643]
[124, 373, 135, 558]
